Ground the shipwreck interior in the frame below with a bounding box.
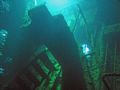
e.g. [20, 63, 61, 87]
[0, 0, 120, 90]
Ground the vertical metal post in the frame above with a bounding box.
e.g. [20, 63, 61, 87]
[104, 42, 108, 73]
[113, 42, 117, 90]
[114, 43, 117, 72]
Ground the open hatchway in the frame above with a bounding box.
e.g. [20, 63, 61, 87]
[102, 24, 120, 90]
